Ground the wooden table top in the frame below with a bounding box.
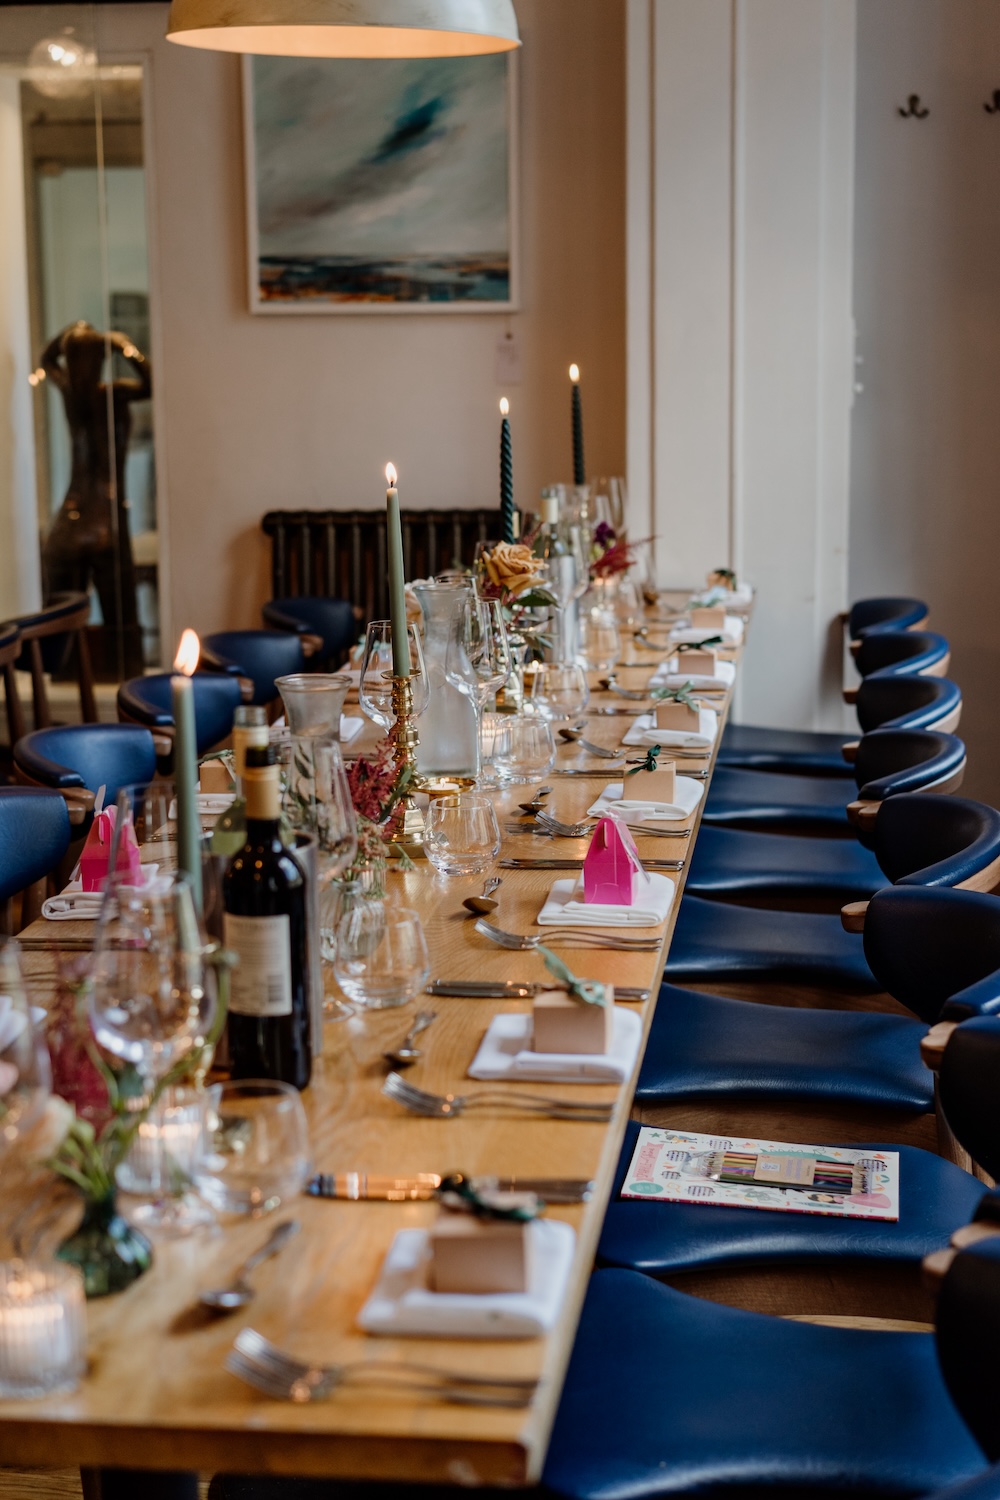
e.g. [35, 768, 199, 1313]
[0, 604, 741, 1484]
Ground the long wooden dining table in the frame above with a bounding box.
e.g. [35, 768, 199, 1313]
[0, 596, 741, 1488]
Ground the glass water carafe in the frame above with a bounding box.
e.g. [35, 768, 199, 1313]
[275, 674, 352, 740]
[412, 581, 479, 781]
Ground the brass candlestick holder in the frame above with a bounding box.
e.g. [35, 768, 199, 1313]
[390, 674, 426, 852]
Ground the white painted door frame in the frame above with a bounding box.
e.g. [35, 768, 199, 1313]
[627, 0, 857, 731]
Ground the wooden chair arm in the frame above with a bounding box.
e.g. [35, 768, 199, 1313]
[922, 1247, 957, 1293]
[841, 740, 859, 763]
[840, 900, 869, 933]
[846, 799, 880, 830]
[300, 633, 325, 660]
[62, 787, 95, 826]
[920, 1020, 959, 1071]
[842, 686, 859, 704]
[238, 676, 254, 703]
[951, 1221, 1000, 1250]
[922, 1221, 1000, 1293]
[151, 731, 174, 758]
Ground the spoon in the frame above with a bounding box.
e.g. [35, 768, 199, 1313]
[383, 1009, 438, 1068]
[557, 726, 623, 760]
[199, 1220, 300, 1314]
[517, 785, 552, 814]
[463, 876, 503, 915]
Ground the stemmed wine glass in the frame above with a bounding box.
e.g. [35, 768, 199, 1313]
[445, 598, 512, 787]
[0, 940, 51, 1156]
[359, 622, 429, 732]
[88, 873, 217, 1235]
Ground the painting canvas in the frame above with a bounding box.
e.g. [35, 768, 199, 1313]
[243, 53, 516, 313]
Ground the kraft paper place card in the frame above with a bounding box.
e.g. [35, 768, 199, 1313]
[689, 605, 726, 631]
[429, 1211, 533, 1294]
[654, 700, 700, 730]
[532, 986, 615, 1056]
[624, 759, 677, 803]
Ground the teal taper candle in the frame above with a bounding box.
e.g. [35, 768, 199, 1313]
[570, 363, 585, 486]
[385, 463, 411, 677]
[499, 397, 515, 544]
[172, 629, 203, 913]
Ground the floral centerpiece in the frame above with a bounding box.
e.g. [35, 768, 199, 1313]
[590, 521, 644, 581]
[346, 729, 415, 879]
[476, 540, 557, 709]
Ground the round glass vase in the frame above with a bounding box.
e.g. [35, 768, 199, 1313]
[55, 1192, 153, 1299]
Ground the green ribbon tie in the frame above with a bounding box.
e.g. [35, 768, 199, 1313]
[537, 945, 609, 1008]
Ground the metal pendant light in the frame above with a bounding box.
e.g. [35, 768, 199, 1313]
[166, 0, 520, 57]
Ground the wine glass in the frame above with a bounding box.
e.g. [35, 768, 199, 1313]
[359, 622, 428, 732]
[492, 716, 557, 784]
[577, 611, 622, 674]
[445, 598, 511, 786]
[89, 874, 217, 1235]
[334, 906, 430, 1010]
[0, 941, 51, 1155]
[530, 662, 591, 720]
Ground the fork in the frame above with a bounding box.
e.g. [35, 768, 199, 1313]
[473, 918, 660, 952]
[227, 1328, 538, 1407]
[557, 727, 623, 760]
[383, 1071, 614, 1121]
[536, 811, 691, 841]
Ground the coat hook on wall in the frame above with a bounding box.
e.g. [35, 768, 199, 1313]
[898, 94, 929, 119]
[984, 90, 1000, 114]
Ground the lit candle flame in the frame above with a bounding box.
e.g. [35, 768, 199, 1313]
[173, 628, 200, 677]
[385, 462, 397, 488]
[569, 364, 580, 383]
[499, 397, 509, 416]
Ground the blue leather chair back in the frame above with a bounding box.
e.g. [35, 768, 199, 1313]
[0, 787, 71, 901]
[849, 595, 929, 639]
[262, 597, 356, 664]
[117, 671, 242, 755]
[872, 794, 1000, 889]
[864, 887, 1000, 1023]
[854, 728, 966, 802]
[202, 630, 304, 706]
[856, 675, 962, 735]
[857, 629, 950, 679]
[937, 1231, 1000, 1463]
[938, 1018, 1000, 1185]
[14, 724, 157, 803]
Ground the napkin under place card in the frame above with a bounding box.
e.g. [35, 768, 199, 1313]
[622, 708, 718, 750]
[588, 777, 704, 825]
[468, 1008, 643, 1085]
[537, 873, 675, 928]
[670, 615, 744, 647]
[42, 865, 162, 921]
[650, 658, 736, 692]
[356, 1218, 576, 1339]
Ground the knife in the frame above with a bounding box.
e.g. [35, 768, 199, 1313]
[307, 1172, 595, 1203]
[499, 857, 684, 872]
[426, 980, 651, 1000]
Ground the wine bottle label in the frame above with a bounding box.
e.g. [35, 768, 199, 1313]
[224, 913, 293, 1017]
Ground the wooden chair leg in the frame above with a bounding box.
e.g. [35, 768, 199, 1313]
[3, 664, 25, 744]
[76, 626, 98, 723]
[28, 639, 49, 729]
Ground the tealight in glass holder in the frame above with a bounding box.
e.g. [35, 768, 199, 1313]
[0, 1260, 86, 1399]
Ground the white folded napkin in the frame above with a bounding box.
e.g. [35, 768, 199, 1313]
[690, 582, 754, 609]
[0, 995, 28, 1054]
[168, 793, 239, 822]
[670, 614, 744, 646]
[588, 777, 704, 824]
[538, 873, 675, 928]
[621, 708, 718, 750]
[468, 1008, 642, 1085]
[357, 1218, 576, 1339]
[650, 658, 736, 692]
[269, 714, 365, 745]
[42, 865, 160, 921]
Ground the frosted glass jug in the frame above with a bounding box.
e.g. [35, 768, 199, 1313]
[412, 581, 479, 782]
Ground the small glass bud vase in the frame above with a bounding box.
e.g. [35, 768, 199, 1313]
[0, 1260, 86, 1397]
[55, 1193, 152, 1300]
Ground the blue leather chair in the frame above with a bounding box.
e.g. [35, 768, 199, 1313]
[937, 1218, 1000, 1466]
[262, 598, 356, 669]
[208, 1266, 987, 1500]
[718, 674, 961, 777]
[200, 630, 305, 707]
[855, 628, 951, 681]
[668, 791, 1000, 989]
[863, 887, 1000, 1025]
[117, 672, 242, 757]
[848, 594, 929, 641]
[0, 787, 71, 905]
[702, 726, 966, 835]
[13, 724, 158, 809]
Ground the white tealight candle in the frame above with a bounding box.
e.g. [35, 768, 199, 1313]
[0, 1261, 85, 1399]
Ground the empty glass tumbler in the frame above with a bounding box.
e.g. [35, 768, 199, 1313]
[424, 793, 501, 876]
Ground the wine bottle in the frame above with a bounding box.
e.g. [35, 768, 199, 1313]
[223, 745, 312, 1089]
[210, 706, 269, 858]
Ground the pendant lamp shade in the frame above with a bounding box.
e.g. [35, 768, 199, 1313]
[166, 0, 520, 57]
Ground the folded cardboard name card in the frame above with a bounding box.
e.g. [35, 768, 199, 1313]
[675, 647, 718, 674]
[654, 699, 700, 730]
[689, 605, 726, 631]
[429, 1210, 534, 1294]
[624, 758, 677, 803]
[533, 986, 614, 1056]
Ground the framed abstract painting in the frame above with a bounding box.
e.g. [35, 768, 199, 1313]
[242, 52, 518, 313]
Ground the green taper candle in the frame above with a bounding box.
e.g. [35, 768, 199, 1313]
[385, 462, 411, 677]
[171, 629, 203, 913]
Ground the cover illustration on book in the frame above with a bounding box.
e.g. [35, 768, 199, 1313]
[621, 1127, 899, 1221]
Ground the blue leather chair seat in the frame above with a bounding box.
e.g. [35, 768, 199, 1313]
[201, 630, 305, 706]
[686, 824, 885, 901]
[13, 724, 158, 804]
[703, 766, 857, 832]
[598, 1121, 981, 1277]
[0, 787, 71, 901]
[666, 894, 879, 987]
[849, 595, 929, 640]
[717, 722, 854, 776]
[262, 598, 356, 666]
[117, 672, 242, 755]
[635, 985, 932, 1109]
